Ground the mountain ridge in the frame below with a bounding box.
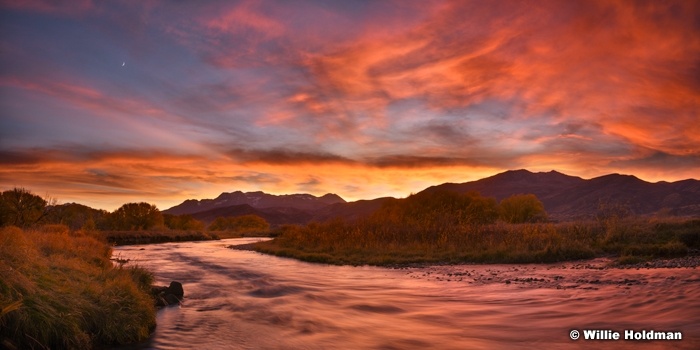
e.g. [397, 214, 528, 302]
[164, 191, 345, 215]
[421, 169, 700, 220]
[165, 170, 700, 224]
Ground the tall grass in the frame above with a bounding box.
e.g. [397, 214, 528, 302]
[254, 217, 699, 266]
[254, 191, 698, 266]
[0, 225, 156, 349]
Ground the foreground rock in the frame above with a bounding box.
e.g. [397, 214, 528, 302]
[152, 281, 184, 307]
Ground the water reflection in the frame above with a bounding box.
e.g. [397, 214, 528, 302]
[115, 239, 700, 349]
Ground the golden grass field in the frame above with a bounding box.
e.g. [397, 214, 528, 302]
[0, 225, 156, 349]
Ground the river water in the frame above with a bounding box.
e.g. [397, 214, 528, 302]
[114, 238, 700, 349]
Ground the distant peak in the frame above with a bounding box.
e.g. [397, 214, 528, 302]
[598, 173, 640, 180]
[320, 193, 346, 203]
[505, 169, 532, 174]
[591, 173, 647, 185]
[491, 169, 534, 180]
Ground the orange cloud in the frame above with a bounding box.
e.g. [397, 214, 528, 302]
[281, 0, 698, 168]
[0, 147, 502, 211]
[2, 0, 698, 210]
[205, 0, 284, 37]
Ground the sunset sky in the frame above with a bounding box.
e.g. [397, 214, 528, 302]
[1, 0, 699, 211]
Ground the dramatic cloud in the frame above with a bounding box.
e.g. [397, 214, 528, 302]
[1, 0, 698, 210]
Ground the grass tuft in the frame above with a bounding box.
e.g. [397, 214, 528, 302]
[0, 225, 156, 349]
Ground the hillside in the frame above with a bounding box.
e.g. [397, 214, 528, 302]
[422, 170, 700, 220]
[188, 204, 314, 226]
[312, 197, 395, 223]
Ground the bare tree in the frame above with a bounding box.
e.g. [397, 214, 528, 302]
[0, 188, 51, 227]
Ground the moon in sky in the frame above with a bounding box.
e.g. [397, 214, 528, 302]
[122, 62, 125, 67]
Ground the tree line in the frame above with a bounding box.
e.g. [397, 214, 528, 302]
[1, 187, 549, 234]
[0, 188, 269, 233]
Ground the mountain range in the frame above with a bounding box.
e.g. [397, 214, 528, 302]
[164, 170, 700, 224]
[165, 191, 344, 214]
[422, 170, 700, 220]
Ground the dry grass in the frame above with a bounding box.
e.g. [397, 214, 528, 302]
[0, 225, 156, 349]
[254, 217, 699, 266]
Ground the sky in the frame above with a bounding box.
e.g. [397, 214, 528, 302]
[1, 0, 699, 211]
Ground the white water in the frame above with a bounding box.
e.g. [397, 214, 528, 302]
[114, 238, 700, 349]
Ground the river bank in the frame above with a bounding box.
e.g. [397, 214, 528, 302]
[104, 230, 273, 246]
[0, 225, 156, 349]
[395, 256, 699, 290]
[247, 218, 700, 266]
[103, 230, 216, 246]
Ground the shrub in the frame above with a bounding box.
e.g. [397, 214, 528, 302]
[499, 194, 547, 223]
[208, 214, 270, 233]
[164, 214, 205, 231]
[106, 202, 164, 230]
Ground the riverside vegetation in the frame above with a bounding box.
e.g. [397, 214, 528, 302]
[1, 188, 698, 347]
[0, 187, 272, 245]
[0, 225, 156, 349]
[253, 190, 700, 266]
[0, 188, 271, 349]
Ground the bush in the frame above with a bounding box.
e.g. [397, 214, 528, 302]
[499, 194, 547, 223]
[106, 202, 164, 231]
[208, 214, 270, 233]
[164, 214, 205, 231]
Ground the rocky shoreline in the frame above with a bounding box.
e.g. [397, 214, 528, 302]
[394, 256, 700, 292]
[612, 254, 700, 269]
[229, 240, 700, 292]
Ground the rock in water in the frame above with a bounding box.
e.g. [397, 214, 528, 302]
[153, 281, 184, 307]
[164, 294, 180, 305]
[166, 281, 184, 299]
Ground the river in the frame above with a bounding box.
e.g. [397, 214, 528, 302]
[113, 238, 700, 349]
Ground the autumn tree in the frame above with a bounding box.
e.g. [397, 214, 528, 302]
[164, 214, 205, 231]
[108, 202, 164, 230]
[374, 190, 499, 227]
[499, 194, 548, 223]
[45, 203, 108, 231]
[208, 215, 269, 233]
[0, 188, 51, 227]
